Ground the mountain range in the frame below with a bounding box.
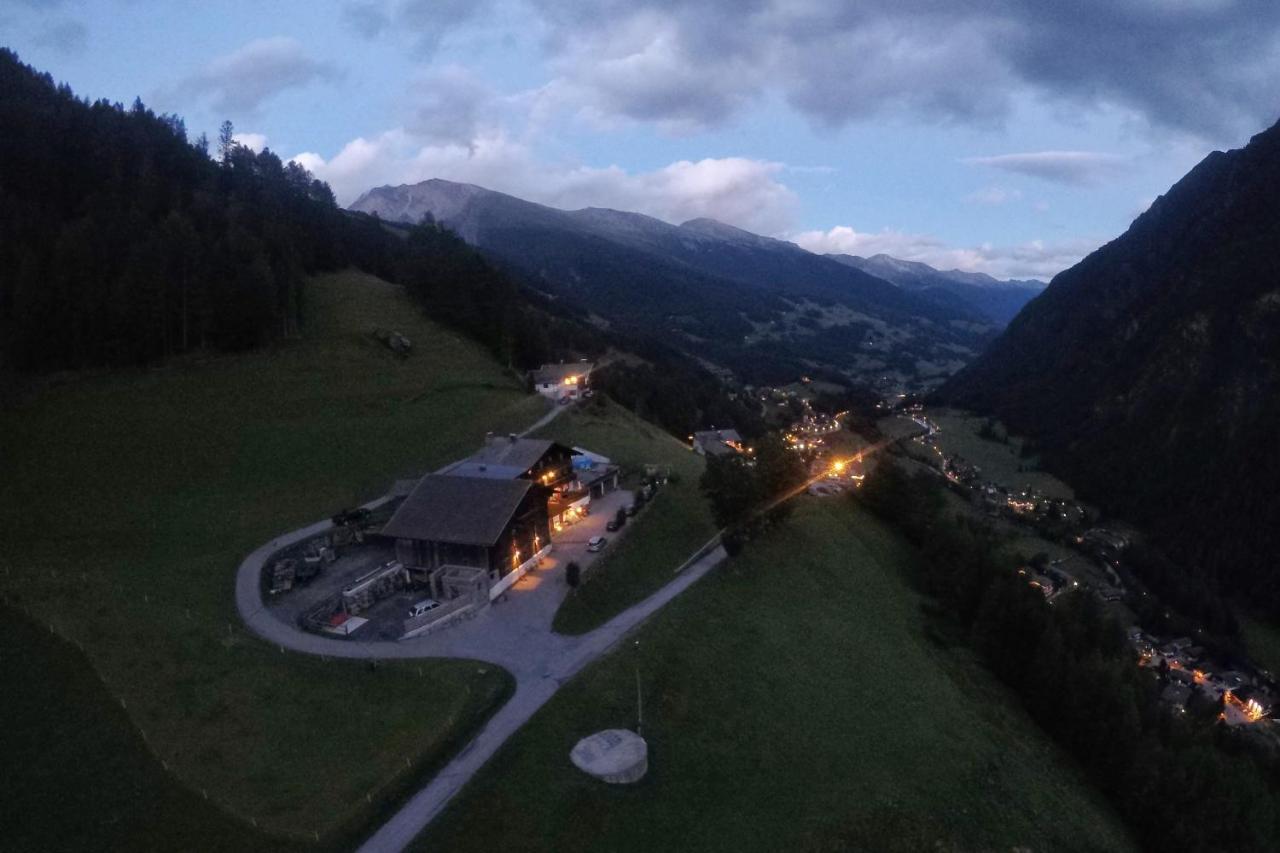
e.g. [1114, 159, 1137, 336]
[350, 180, 1005, 390]
[829, 253, 1044, 325]
[941, 117, 1280, 612]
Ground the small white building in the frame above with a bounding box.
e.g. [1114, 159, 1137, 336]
[533, 361, 594, 401]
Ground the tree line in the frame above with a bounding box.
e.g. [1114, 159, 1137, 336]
[699, 434, 807, 551]
[0, 49, 598, 377]
[0, 50, 358, 370]
[857, 459, 1280, 852]
[0, 47, 785, 464]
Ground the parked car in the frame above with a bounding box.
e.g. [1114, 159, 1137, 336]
[587, 536, 607, 552]
[605, 518, 621, 531]
[408, 599, 440, 618]
[625, 504, 638, 517]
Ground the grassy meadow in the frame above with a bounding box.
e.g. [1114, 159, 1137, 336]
[0, 606, 297, 853]
[926, 408, 1076, 499]
[416, 499, 1136, 853]
[0, 270, 544, 844]
[535, 399, 717, 635]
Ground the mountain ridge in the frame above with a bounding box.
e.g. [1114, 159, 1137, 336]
[939, 116, 1280, 612]
[828, 253, 1045, 325]
[351, 178, 998, 389]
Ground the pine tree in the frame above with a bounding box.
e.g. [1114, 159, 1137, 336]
[218, 120, 235, 164]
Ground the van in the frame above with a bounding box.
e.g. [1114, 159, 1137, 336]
[408, 599, 440, 618]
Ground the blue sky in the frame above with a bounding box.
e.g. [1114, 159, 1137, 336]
[3, 0, 1277, 278]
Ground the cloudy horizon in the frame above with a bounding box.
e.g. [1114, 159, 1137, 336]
[4, 0, 1277, 279]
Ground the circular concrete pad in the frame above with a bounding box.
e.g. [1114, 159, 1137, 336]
[570, 728, 648, 784]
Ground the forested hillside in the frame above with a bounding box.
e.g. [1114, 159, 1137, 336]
[940, 117, 1280, 616]
[0, 48, 357, 369]
[0, 49, 588, 376]
[0, 49, 770, 449]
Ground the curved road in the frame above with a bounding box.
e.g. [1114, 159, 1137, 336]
[233, 397, 726, 851]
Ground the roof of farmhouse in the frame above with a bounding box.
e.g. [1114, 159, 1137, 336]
[381, 475, 535, 546]
[438, 436, 565, 477]
[693, 428, 742, 443]
[534, 362, 594, 383]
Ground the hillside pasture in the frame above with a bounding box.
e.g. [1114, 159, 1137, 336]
[418, 500, 1135, 853]
[0, 270, 541, 843]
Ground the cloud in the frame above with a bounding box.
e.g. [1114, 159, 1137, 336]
[965, 186, 1022, 205]
[340, 0, 493, 54]
[963, 151, 1128, 185]
[293, 130, 798, 234]
[232, 132, 268, 153]
[32, 19, 87, 55]
[405, 65, 498, 148]
[341, 1, 390, 37]
[521, 0, 1280, 141]
[160, 37, 340, 118]
[792, 225, 1099, 280]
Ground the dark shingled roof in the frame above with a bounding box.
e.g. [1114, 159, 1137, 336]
[533, 362, 593, 384]
[381, 475, 535, 546]
[692, 429, 743, 457]
[451, 437, 558, 475]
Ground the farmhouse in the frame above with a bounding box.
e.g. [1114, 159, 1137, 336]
[691, 428, 745, 458]
[442, 434, 576, 486]
[439, 434, 617, 528]
[371, 432, 622, 617]
[532, 361, 594, 401]
[381, 475, 552, 600]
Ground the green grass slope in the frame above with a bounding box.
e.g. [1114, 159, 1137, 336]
[418, 499, 1135, 853]
[0, 270, 543, 843]
[926, 409, 1074, 499]
[0, 606, 295, 853]
[537, 399, 716, 635]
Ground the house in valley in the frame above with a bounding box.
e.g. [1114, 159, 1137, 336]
[691, 428, 746, 458]
[532, 361, 594, 401]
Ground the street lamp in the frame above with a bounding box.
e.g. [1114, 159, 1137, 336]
[634, 639, 643, 737]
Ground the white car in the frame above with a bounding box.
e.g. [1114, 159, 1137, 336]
[587, 536, 607, 553]
[408, 598, 440, 618]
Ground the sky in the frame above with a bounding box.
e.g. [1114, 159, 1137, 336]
[3, 1, 1278, 280]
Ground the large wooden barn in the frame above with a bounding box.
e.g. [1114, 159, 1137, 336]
[380, 474, 552, 599]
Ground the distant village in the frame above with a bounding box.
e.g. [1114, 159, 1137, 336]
[902, 408, 1278, 736]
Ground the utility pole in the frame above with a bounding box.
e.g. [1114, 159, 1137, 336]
[634, 639, 643, 737]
